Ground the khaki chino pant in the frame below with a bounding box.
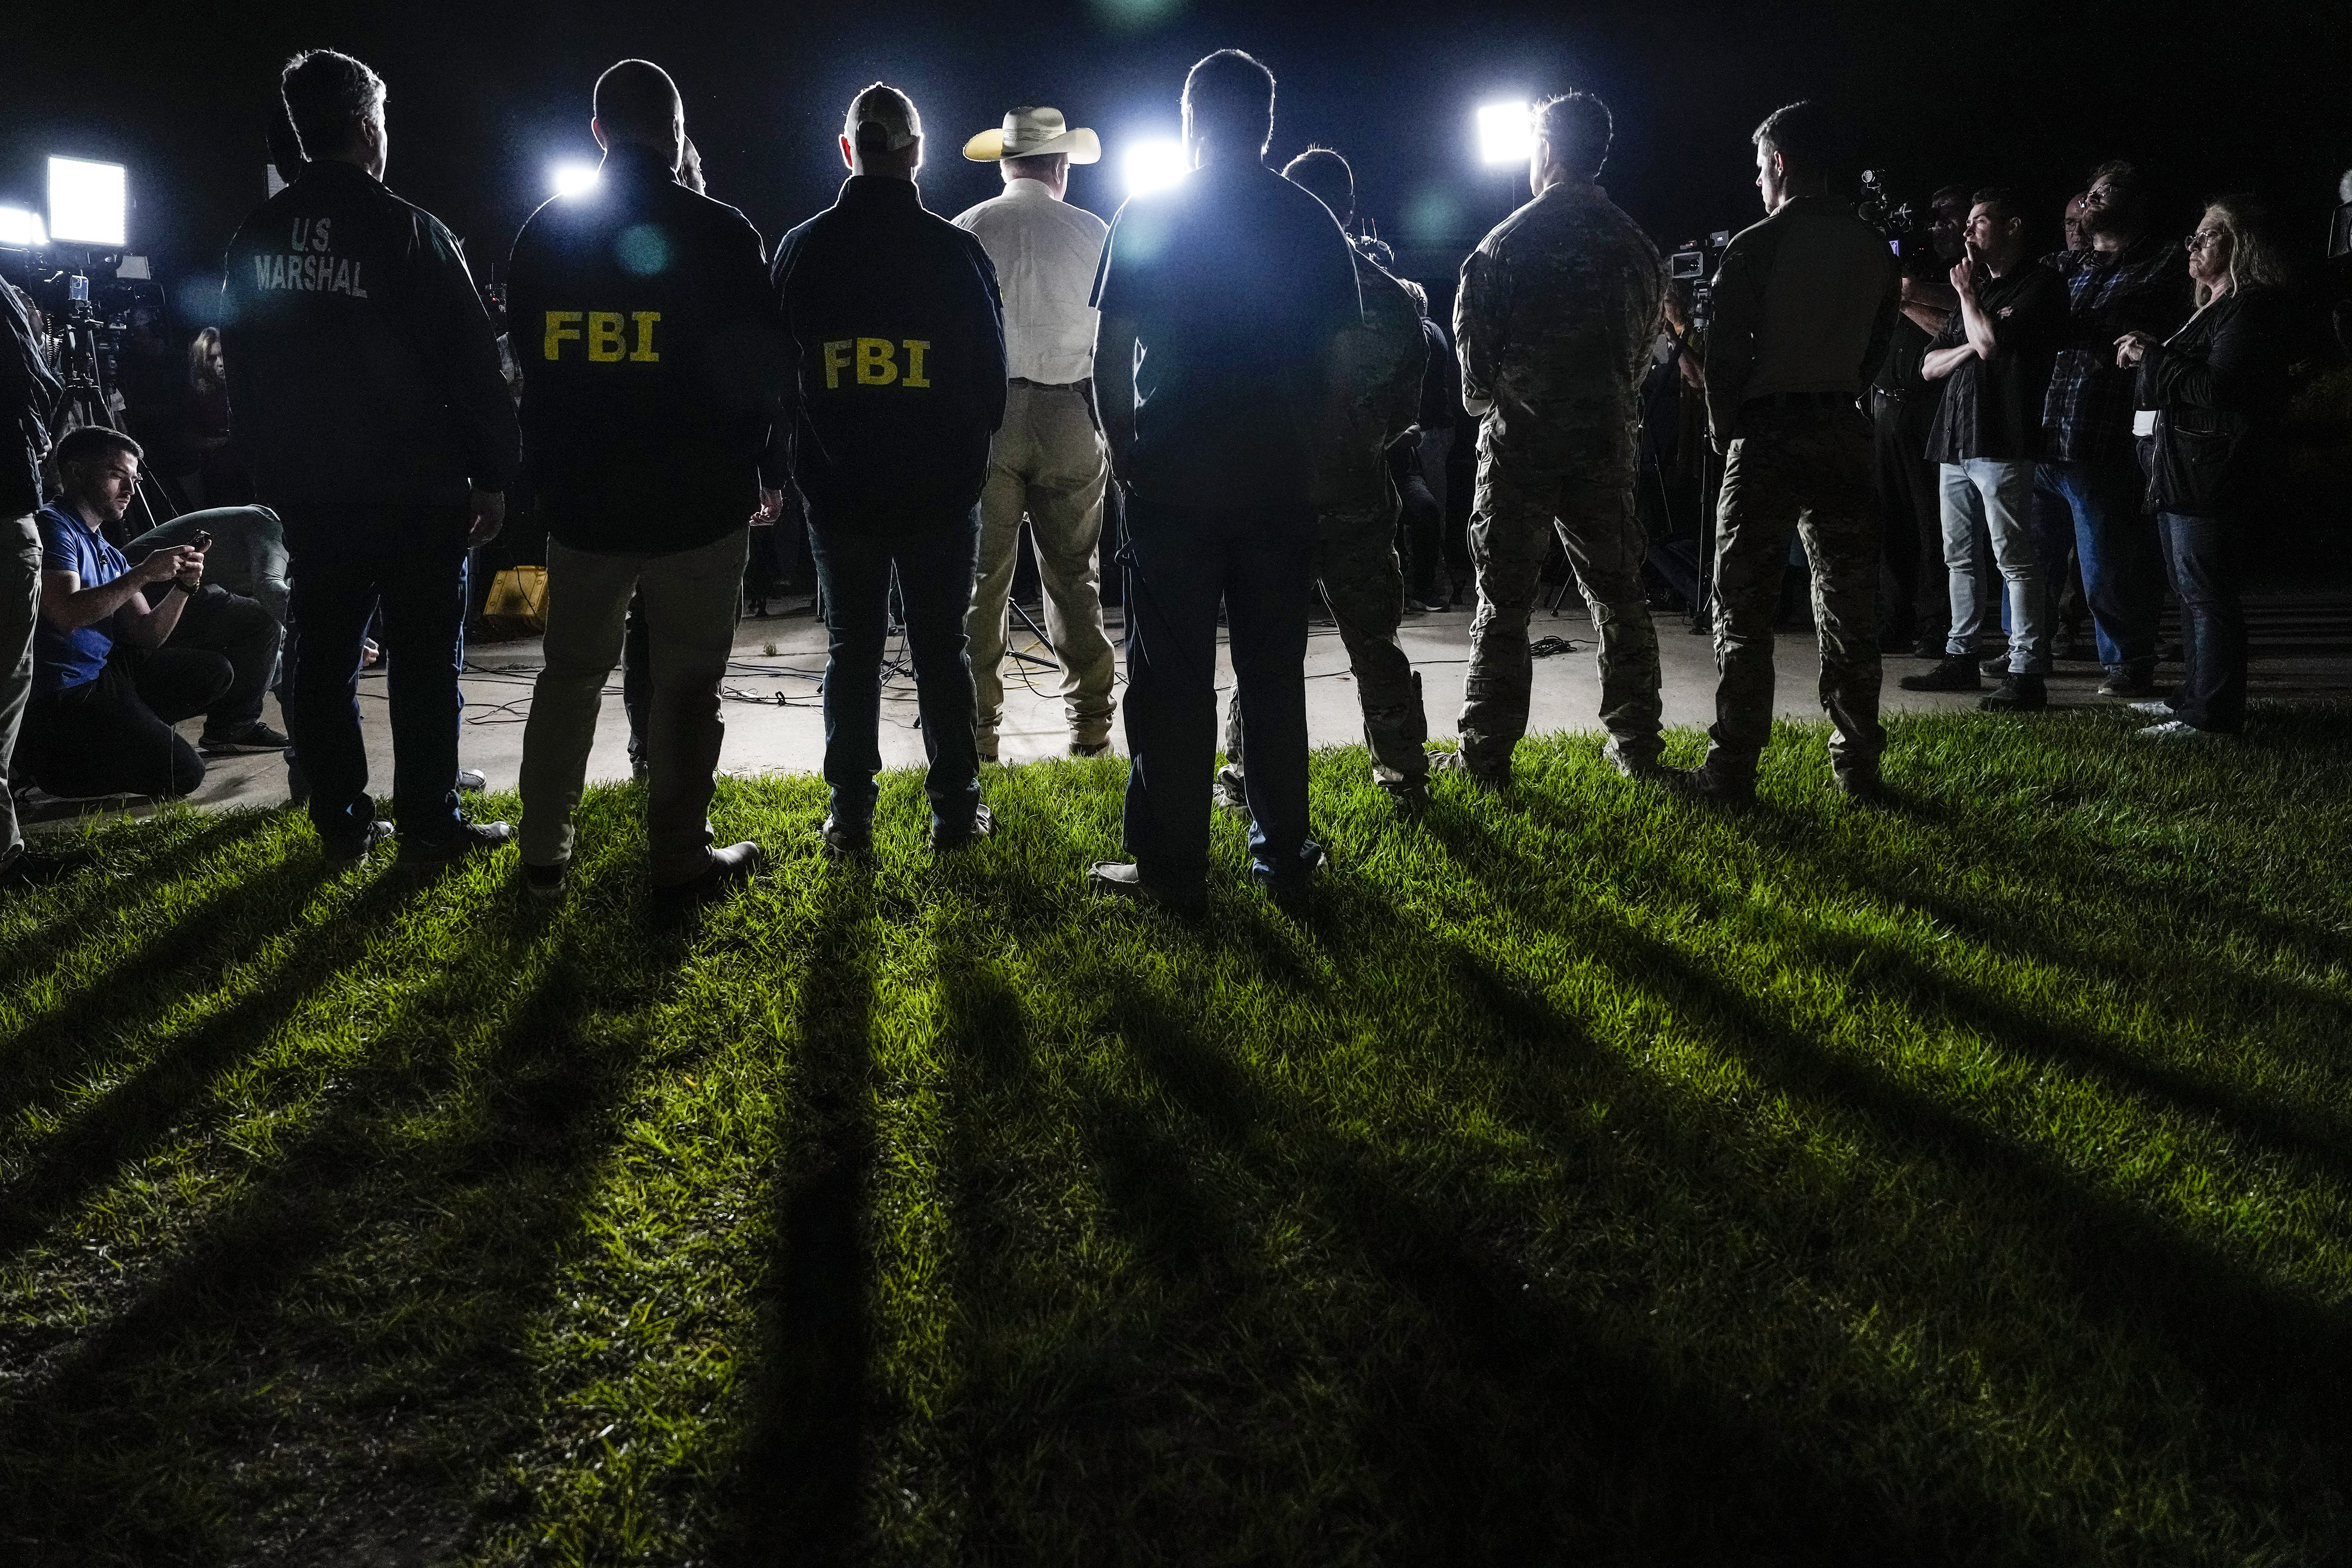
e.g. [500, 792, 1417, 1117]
[520, 527, 746, 884]
[968, 381, 1116, 754]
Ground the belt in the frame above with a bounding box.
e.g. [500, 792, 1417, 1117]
[1741, 389, 1853, 413]
[1009, 376, 1088, 391]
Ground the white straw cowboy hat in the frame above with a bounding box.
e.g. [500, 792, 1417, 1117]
[962, 105, 1102, 164]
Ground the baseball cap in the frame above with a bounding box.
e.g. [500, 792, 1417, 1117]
[846, 82, 920, 154]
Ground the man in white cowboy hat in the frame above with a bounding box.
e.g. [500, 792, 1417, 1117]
[951, 106, 1118, 764]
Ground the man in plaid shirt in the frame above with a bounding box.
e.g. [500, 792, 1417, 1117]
[2034, 161, 2193, 696]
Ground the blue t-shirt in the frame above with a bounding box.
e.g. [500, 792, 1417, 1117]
[35, 503, 129, 695]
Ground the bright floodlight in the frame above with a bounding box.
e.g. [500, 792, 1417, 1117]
[0, 206, 47, 248]
[1476, 102, 1534, 168]
[549, 161, 601, 199]
[48, 157, 126, 247]
[1123, 139, 1190, 199]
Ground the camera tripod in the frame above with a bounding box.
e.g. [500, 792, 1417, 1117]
[45, 293, 175, 538]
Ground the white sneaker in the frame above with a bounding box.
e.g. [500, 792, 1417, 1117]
[2126, 699, 2175, 718]
[2134, 719, 2212, 742]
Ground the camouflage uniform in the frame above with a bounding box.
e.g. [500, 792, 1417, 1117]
[1226, 246, 1430, 794]
[1453, 181, 1666, 777]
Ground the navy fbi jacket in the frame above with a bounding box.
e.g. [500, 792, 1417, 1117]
[770, 175, 1006, 528]
[506, 145, 785, 554]
[220, 161, 518, 512]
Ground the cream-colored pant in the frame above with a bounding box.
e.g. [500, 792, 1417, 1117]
[967, 382, 1116, 752]
[520, 527, 746, 884]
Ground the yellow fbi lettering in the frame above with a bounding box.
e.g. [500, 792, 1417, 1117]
[821, 339, 931, 389]
[543, 310, 661, 362]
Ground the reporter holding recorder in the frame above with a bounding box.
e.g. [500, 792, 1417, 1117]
[508, 59, 781, 902]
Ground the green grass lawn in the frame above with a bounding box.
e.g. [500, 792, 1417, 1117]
[3, 705, 2349, 1566]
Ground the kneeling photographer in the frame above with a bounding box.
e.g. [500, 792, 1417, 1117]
[20, 429, 280, 799]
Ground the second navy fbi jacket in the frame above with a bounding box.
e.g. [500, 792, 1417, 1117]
[506, 145, 785, 554]
[770, 175, 1007, 529]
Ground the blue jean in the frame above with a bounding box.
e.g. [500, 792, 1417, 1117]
[2156, 511, 2245, 733]
[1938, 459, 2049, 673]
[281, 508, 470, 849]
[2032, 458, 2161, 669]
[1121, 496, 1319, 898]
[807, 509, 982, 833]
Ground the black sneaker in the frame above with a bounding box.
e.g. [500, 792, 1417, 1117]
[1980, 673, 2047, 711]
[1387, 782, 1432, 821]
[200, 720, 294, 756]
[1601, 739, 1667, 780]
[322, 818, 396, 866]
[1978, 654, 2012, 679]
[399, 819, 515, 867]
[1898, 656, 1982, 693]
[1830, 765, 1891, 803]
[1253, 842, 1329, 914]
[523, 859, 568, 900]
[1069, 737, 1113, 758]
[931, 802, 995, 851]
[820, 814, 873, 858]
[2097, 665, 2157, 698]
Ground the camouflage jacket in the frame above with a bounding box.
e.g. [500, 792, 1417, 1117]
[1454, 181, 1665, 460]
[1316, 248, 1428, 516]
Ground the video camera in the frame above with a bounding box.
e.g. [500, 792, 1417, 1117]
[1667, 230, 1733, 325]
[1857, 170, 1935, 261]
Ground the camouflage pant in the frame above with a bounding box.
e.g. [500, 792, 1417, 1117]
[1705, 403, 1884, 780]
[1458, 442, 1662, 773]
[1224, 499, 1429, 793]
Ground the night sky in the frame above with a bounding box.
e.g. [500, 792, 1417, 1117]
[4, 0, 2345, 324]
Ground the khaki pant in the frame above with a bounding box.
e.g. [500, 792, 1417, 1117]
[1, 514, 41, 860]
[1459, 435, 1663, 773]
[520, 527, 746, 883]
[969, 381, 1115, 753]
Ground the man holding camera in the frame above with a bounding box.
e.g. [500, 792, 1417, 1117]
[1678, 100, 1899, 804]
[509, 59, 779, 902]
[952, 104, 1119, 766]
[222, 49, 521, 866]
[18, 428, 277, 800]
[773, 83, 1007, 856]
[1447, 91, 1667, 791]
[1900, 188, 2069, 710]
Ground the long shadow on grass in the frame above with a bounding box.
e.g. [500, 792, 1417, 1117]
[0, 854, 414, 1260]
[717, 861, 879, 1566]
[1424, 803, 2352, 1475]
[0, 857, 682, 1564]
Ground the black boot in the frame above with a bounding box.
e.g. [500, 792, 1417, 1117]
[1980, 673, 2047, 711]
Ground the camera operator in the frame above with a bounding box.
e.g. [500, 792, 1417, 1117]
[2, 268, 75, 888]
[221, 49, 521, 867]
[773, 83, 1007, 859]
[1675, 100, 1899, 804]
[1900, 188, 2068, 710]
[2032, 161, 2193, 699]
[1446, 91, 1668, 792]
[507, 59, 777, 903]
[18, 429, 275, 799]
[1870, 187, 1967, 660]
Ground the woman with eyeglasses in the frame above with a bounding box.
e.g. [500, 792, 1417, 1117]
[2113, 195, 2295, 741]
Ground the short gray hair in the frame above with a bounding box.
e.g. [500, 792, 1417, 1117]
[280, 50, 387, 160]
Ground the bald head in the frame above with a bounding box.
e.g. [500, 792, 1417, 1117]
[593, 59, 683, 166]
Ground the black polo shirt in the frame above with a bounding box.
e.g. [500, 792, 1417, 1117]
[1924, 262, 2068, 463]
